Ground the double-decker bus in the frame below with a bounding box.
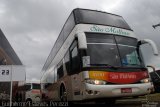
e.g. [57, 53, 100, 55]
[40, 8, 159, 103]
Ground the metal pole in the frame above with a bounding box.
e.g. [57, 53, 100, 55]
[10, 65, 13, 107]
[152, 23, 160, 29]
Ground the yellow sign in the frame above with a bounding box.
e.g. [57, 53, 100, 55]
[89, 71, 108, 81]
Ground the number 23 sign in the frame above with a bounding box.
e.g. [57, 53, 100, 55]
[0, 66, 11, 81]
[0, 65, 25, 81]
[1, 69, 10, 75]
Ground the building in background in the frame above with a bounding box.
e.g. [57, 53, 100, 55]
[0, 28, 23, 101]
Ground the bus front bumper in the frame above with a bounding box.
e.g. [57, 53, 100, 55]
[82, 83, 152, 100]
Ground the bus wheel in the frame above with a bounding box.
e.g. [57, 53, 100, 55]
[60, 85, 67, 101]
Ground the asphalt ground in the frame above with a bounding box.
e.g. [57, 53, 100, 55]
[0, 93, 160, 107]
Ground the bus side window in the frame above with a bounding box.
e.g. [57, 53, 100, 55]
[70, 41, 80, 73]
[57, 60, 64, 79]
[25, 84, 31, 91]
[54, 67, 58, 82]
[64, 50, 70, 74]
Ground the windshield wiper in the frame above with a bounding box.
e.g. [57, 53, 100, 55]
[88, 64, 118, 69]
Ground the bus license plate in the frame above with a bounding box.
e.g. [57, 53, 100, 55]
[121, 88, 132, 93]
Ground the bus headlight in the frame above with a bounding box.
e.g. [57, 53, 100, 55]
[85, 79, 107, 85]
[140, 78, 150, 83]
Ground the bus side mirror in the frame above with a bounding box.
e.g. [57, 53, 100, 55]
[76, 32, 87, 49]
[138, 39, 159, 56]
[147, 65, 160, 79]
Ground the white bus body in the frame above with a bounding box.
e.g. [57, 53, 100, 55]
[15, 83, 41, 103]
[41, 8, 158, 102]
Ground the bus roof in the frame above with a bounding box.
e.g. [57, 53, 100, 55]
[42, 8, 133, 72]
[73, 8, 132, 30]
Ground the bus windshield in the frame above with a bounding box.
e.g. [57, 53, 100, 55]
[86, 33, 144, 68]
[115, 36, 142, 67]
[32, 83, 40, 89]
[86, 33, 121, 67]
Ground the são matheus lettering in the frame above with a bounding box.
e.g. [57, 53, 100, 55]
[110, 73, 136, 79]
[90, 25, 130, 36]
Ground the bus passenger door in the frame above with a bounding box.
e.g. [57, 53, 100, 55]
[69, 40, 82, 100]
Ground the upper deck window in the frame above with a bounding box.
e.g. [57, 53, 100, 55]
[74, 9, 132, 30]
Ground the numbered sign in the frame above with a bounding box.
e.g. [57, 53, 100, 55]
[0, 66, 11, 81]
[0, 65, 25, 81]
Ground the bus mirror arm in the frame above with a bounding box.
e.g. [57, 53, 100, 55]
[138, 39, 159, 56]
[76, 33, 87, 49]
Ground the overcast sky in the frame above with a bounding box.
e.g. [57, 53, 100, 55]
[0, 0, 160, 82]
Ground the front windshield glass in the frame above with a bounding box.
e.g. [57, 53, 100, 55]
[32, 83, 40, 89]
[25, 84, 31, 91]
[115, 36, 143, 67]
[86, 33, 121, 66]
[86, 33, 144, 68]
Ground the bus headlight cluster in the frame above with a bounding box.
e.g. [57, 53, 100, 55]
[85, 79, 107, 85]
[140, 78, 150, 83]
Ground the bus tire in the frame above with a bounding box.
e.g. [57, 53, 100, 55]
[60, 84, 67, 101]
